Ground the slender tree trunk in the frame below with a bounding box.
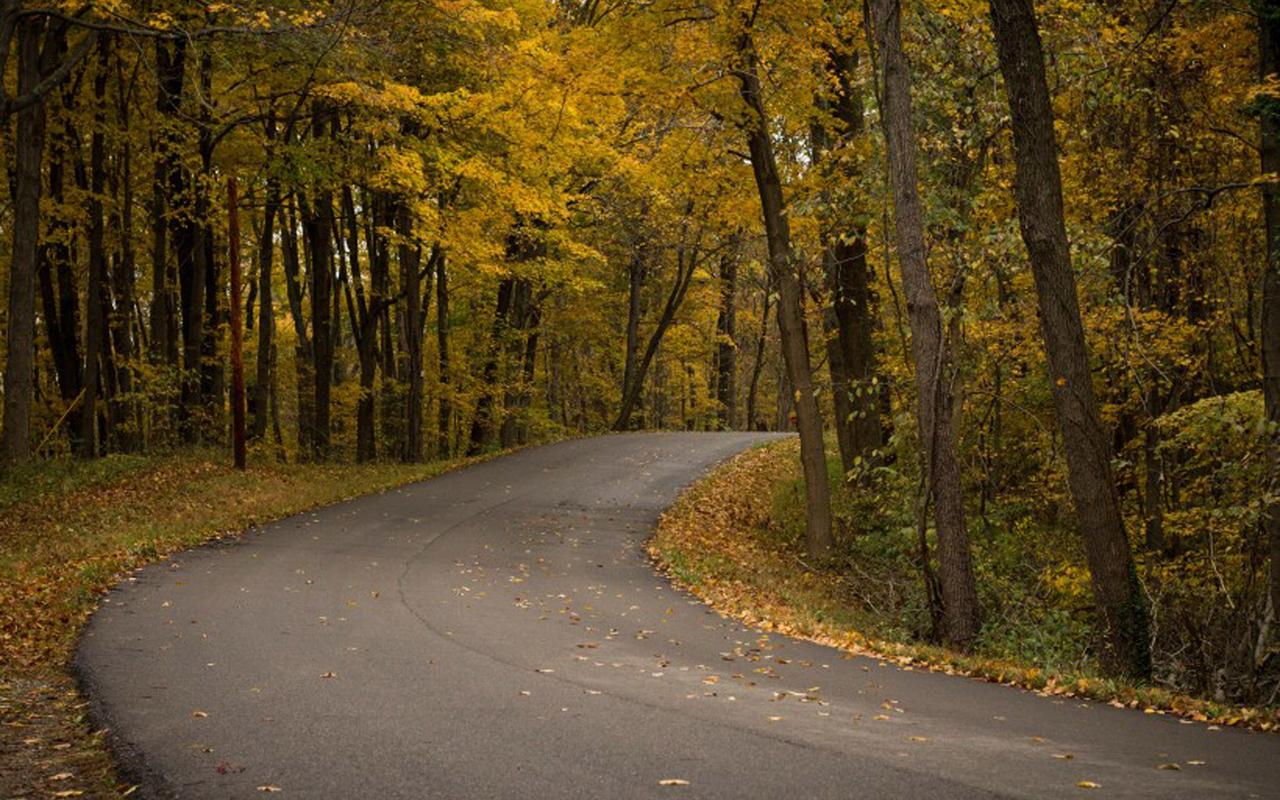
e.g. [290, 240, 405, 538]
[989, 0, 1150, 677]
[436, 251, 452, 458]
[175, 149, 203, 441]
[281, 196, 314, 457]
[716, 248, 738, 430]
[340, 185, 377, 463]
[614, 238, 700, 432]
[196, 51, 221, 439]
[619, 250, 644, 428]
[870, 0, 981, 647]
[36, 49, 86, 453]
[746, 292, 771, 431]
[305, 185, 334, 460]
[252, 175, 280, 441]
[150, 38, 182, 370]
[1, 22, 48, 465]
[396, 201, 424, 462]
[109, 79, 138, 452]
[469, 279, 513, 454]
[814, 43, 882, 475]
[77, 37, 111, 457]
[501, 280, 539, 447]
[36, 42, 87, 449]
[228, 177, 246, 469]
[736, 26, 834, 558]
[1259, 0, 1280, 629]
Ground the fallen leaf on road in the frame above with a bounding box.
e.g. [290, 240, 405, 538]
[257, 786, 283, 793]
[1053, 754, 1074, 760]
[1157, 763, 1181, 771]
[1186, 760, 1206, 766]
[658, 779, 689, 786]
[1076, 781, 1101, 789]
[191, 710, 208, 718]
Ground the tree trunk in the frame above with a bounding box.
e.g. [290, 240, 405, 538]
[396, 201, 424, 462]
[468, 279, 513, 455]
[150, 38, 182, 370]
[619, 250, 644, 428]
[989, 0, 1150, 677]
[870, 0, 981, 648]
[736, 26, 834, 558]
[365, 190, 398, 452]
[228, 177, 246, 469]
[109, 70, 139, 452]
[746, 292, 771, 431]
[196, 50, 221, 440]
[716, 248, 738, 430]
[1, 21, 48, 465]
[614, 247, 698, 431]
[38, 68, 84, 446]
[814, 43, 882, 475]
[501, 279, 539, 447]
[304, 185, 334, 461]
[340, 185, 377, 463]
[77, 37, 111, 457]
[281, 196, 314, 457]
[1259, 0, 1280, 631]
[436, 251, 452, 458]
[252, 174, 280, 441]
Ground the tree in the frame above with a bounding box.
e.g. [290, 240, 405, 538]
[988, 0, 1150, 678]
[735, 17, 834, 559]
[0, 7, 95, 466]
[715, 242, 739, 430]
[1260, 0, 1280, 634]
[868, 0, 980, 648]
[811, 31, 882, 477]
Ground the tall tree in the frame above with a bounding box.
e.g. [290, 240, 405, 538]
[715, 245, 738, 430]
[868, 0, 981, 648]
[735, 19, 834, 559]
[1260, 0, 1280, 634]
[812, 36, 882, 477]
[1, 9, 93, 465]
[436, 249, 452, 458]
[988, 0, 1150, 677]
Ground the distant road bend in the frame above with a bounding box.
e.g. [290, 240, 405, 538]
[77, 433, 1280, 799]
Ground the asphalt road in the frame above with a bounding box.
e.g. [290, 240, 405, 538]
[76, 433, 1279, 799]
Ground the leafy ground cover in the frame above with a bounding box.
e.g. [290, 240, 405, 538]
[0, 448, 509, 799]
[650, 439, 1280, 734]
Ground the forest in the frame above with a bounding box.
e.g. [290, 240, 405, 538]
[0, 0, 1277, 713]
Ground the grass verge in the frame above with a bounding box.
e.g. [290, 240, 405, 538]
[1, 446, 516, 799]
[649, 439, 1279, 734]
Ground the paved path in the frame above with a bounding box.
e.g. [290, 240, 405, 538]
[77, 433, 1279, 798]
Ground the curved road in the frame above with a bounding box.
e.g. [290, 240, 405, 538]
[77, 433, 1278, 799]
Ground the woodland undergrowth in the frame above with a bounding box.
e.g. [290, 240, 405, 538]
[650, 439, 1280, 734]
